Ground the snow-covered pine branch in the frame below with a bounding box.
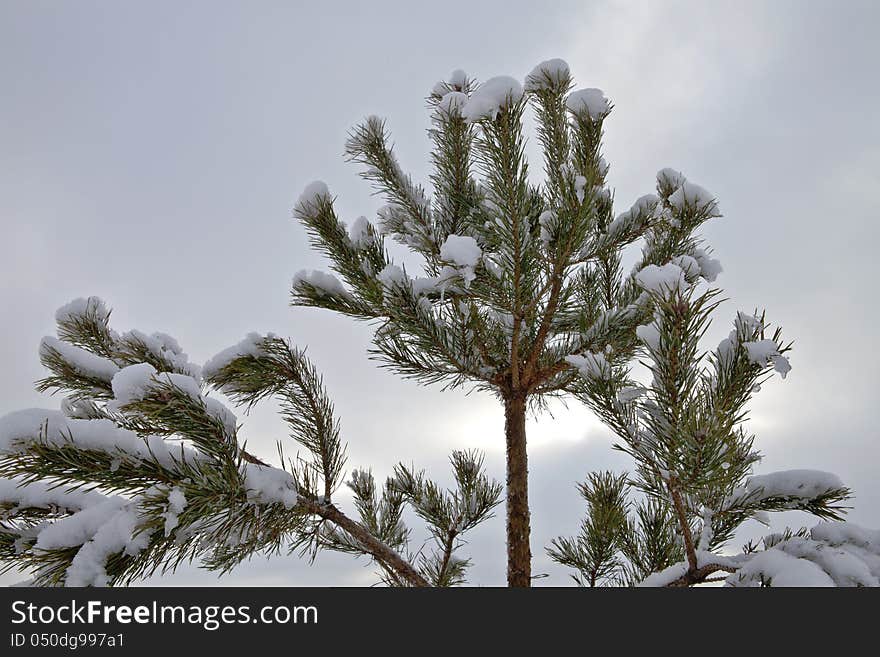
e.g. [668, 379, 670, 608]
[0, 298, 500, 587]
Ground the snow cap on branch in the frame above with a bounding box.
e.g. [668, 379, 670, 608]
[448, 69, 468, 89]
[294, 180, 330, 215]
[461, 76, 523, 123]
[656, 168, 687, 191]
[669, 181, 719, 215]
[634, 262, 690, 295]
[348, 216, 374, 248]
[525, 58, 571, 92]
[243, 463, 298, 508]
[0, 478, 107, 512]
[743, 338, 792, 378]
[437, 91, 468, 116]
[378, 263, 408, 291]
[692, 247, 723, 282]
[440, 234, 482, 284]
[565, 88, 610, 120]
[726, 470, 844, 509]
[671, 254, 701, 281]
[292, 269, 349, 298]
[0, 408, 203, 468]
[39, 337, 119, 381]
[55, 297, 110, 325]
[432, 69, 469, 96]
[119, 329, 201, 380]
[110, 364, 238, 434]
[202, 333, 273, 381]
[440, 235, 482, 269]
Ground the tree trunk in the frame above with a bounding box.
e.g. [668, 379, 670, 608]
[504, 394, 531, 587]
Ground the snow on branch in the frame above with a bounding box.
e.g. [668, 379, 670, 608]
[566, 88, 611, 120]
[723, 470, 848, 512]
[461, 76, 524, 123]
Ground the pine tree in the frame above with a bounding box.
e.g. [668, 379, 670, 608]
[549, 265, 879, 586]
[0, 298, 502, 586]
[291, 59, 724, 585]
[3, 58, 875, 589]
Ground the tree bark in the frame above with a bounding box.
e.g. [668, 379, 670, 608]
[504, 394, 531, 587]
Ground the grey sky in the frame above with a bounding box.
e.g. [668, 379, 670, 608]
[1, 0, 877, 586]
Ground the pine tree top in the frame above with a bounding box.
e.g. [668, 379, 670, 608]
[292, 60, 722, 403]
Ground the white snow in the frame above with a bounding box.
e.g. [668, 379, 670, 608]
[749, 337, 778, 361]
[202, 333, 271, 381]
[637, 561, 688, 587]
[634, 263, 689, 295]
[742, 339, 791, 378]
[39, 337, 119, 381]
[692, 247, 723, 282]
[294, 180, 330, 214]
[0, 408, 205, 468]
[524, 58, 570, 91]
[771, 355, 791, 378]
[449, 69, 468, 89]
[440, 234, 482, 285]
[539, 210, 557, 245]
[574, 175, 587, 203]
[163, 486, 187, 537]
[0, 478, 107, 512]
[671, 254, 701, 281]
[636, 323, 661, 351]
[35, 497, 127, 551]
[812, 521, 880, 552]
[565, 88, 610, 119]
[242, 463, 298, 508]
[656, 168, 686, 191]
[0, 409, 74, 454]
[638, 520, 879, 587]
[348, 216, 373, 249]
[637, 551, 739, 587]
[669, 181, 719, 214]
[111, 363, 161, 405]
[631, 194, 659, 216]
[606, 195, 657, 240]
[727, 470, 844, 508]
[565, 352, 610, 379]
[378, 263, 408, 290]
[775, 536, 878, 587]
[735, 311, 763, 336]
[55, 296, 110, 325]
[111, 365, 238, 436]
[120, 330, 201, 380]
[437, 91, 468, 115]
[440, 234, 482, 269]
[60, 502, 150, 587]
[433, 70, 469, 96]
[461, 76, 523, 123]
[292, 269, 349, 297]
[729, 548, 835, 587]
[411, 276, 440, 297]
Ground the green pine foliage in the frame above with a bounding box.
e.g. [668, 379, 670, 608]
[551, 270, 858, 586]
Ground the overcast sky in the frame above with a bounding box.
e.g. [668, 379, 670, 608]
[1, 0, 878, 586]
